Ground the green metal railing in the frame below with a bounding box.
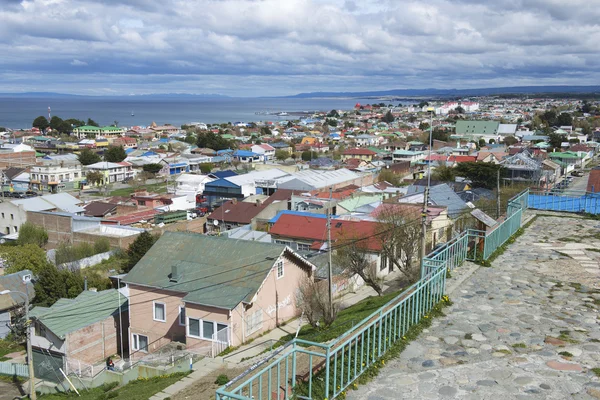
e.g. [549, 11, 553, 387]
[215, 189, 530, 400]
[483, 189, 529, 259]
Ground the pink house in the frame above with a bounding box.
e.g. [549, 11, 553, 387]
[123, 232, 315, 356]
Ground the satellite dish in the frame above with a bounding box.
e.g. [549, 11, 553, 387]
[213, 220, 219, 226]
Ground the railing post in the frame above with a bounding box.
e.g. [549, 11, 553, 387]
[325, 346, 331, 400]
[291, 342, 297, 391]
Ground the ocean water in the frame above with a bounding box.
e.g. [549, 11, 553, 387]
[0, 96, 410, 129]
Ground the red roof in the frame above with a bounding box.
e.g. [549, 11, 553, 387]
[106, 209, 158, 225]
[207, 189, 300, 224]
[312, 184, 359, 200]
[342, 148, 377, 156]
[269, 214, 382, 252]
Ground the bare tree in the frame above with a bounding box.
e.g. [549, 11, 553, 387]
[296, 276, 339, 328]
[375, 204, 423, 283]
[334, 233, 384, 296]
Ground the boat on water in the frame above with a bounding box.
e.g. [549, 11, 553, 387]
[278, 112, 288, 116]
[131, 111, 134, 116]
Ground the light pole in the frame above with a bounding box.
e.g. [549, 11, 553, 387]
[420, 107, 435, 279]
[1, 285, 36, 400]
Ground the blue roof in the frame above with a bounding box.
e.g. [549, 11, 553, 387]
[125, 148, 135, 154]
[217, 149, 234, 155]
[158, 138, 169, 143]
[205, 178, 239, 189]
[408, 184, 468, 218]
[269, 210, 338, 224]
[169, 162, 188, 168]
[234, 150, 259, 157]
[142, 151, 158, 157]
[211, 170, 238, 179]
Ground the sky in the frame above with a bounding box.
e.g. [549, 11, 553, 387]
[1, 0, 600, 97]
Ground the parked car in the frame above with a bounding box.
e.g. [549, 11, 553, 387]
[11, 192, 26, 198]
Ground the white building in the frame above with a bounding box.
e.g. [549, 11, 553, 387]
[251, 144, 276, 161]
[84, 162, 135, 184]
[173, 174, 215, 202]
[29, 162, 84, 191]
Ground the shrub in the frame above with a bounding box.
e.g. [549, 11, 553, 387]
[16, 222, 48, 247]
[101, 382, 119, 392]
[215, 374, 229, 385]
[94, 238, 111, 254]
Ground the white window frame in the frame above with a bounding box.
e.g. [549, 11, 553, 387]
[131, 333, 148, 352]
[153, 301, 166, 322]
[276, 260, 284, 279]
[297, 243, 311, 251]
[186, 317, 228, 342]
[178, 306, 186, 326]
[245, 310, 263, 336]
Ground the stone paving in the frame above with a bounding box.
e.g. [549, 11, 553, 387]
[347, 214, 600, 399]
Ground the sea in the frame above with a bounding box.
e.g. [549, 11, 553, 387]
[0, 96, 413, 130]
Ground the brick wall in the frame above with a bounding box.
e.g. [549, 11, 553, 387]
[27, 211, 73, 248]
[0, 151, 37, 169]
[66, 313, 128, 365]
[587, 168, 600, 192]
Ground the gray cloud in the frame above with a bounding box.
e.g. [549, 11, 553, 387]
[0, 0, 599, 95]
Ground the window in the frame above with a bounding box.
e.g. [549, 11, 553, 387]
[179, 306, 186, 326]
[14, 226, 18, 233]
[276, 260, 284, 279]
[187, 318, 228, 342]
[245, 310, 263, 336]
[380, 253, 388, 271]
[132, 334, 148, 352]
[297, 243, 311, 251]
[138, 200, 146, 206]
[74, 172, 79, 178]
[153, 301, 166, 322]
[1, 213, 4, 218]
[274, 240, 292, 246]
[10, 214, 14, 220]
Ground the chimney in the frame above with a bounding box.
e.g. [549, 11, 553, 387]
[232, 198, 237, 204]
[170, 265, 181, 283]
[256, 199, 262, 207]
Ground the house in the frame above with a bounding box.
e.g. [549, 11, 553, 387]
[341, 148, 377, 162]
[83, 201, 118, 218]
[112, 137, 138, 149]
[392, 150, 425, 164]
[402, 184, 469, 219]
[123, 232, 316, 352]
[29, 289, 128, 368]
[251, 144, 276, 161]
[173, 174, 215, 202]
[455, 121, 500, 138]
[85, 162, 135, 184]
[233, 150, 261, 163]
[0, 193, 84, 237]
[29, 161, 84, 192]
[72, 126, 126, 140]
[501, 151, 544, 183]
[0, 270, 34, 339]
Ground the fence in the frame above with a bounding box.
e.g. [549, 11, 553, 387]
[65, 357, 95, 378]
[212, 326, 231, 358]
[215, 189, 531, 400]
[0, 361, 29, 378]
[528, 190, 600, 214]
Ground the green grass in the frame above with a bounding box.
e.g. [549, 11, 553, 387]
[464, 333, 473, 340]
[592, 368, 600, 377]
[586, 248, 600, 253]
[512, 343, 527, 348]
[559, 351, 574, 357]
[0, 339, 24, 359]
[277, 290, 405, 346]
[38, 372, 190, 399]
[0, 373, 25, 384]
[105, 182, 168, 197]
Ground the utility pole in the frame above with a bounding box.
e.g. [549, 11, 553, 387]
[420, 108, 434, 279]
[326, 186, 333, 320]
[25, 286, 36, 400]
[496, 168, 501, 219]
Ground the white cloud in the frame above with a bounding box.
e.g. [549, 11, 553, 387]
[0, 0, 599, 95]
[70, 59, 88, 66]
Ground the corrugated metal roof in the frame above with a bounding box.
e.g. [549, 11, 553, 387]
[123, 232, 288, 309]
[30, 289, 127, 340]
[0, 270, 34, 310]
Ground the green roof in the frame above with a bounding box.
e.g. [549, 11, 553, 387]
[123, 232, 305, 309]
[455, 120, 499, 136]
[367, 146, 388, 154]
[75, 125, 101, 131]
[101, 126, 123, 131]
[30, 289, 127, 339]
[337, 194, 384, 212]
[549, 151, 581, 159]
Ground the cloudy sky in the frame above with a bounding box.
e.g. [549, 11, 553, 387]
[1, 0, 599, 96]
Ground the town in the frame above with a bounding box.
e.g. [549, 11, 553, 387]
[1, 95, 600, 399]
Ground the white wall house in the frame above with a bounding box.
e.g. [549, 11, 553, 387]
[84, 162, 135, 184]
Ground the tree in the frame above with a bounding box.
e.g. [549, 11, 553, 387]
[32, 116, 49, 131]
[334, 234, 384, 296]
[382, 110, 395, 123]
[556, 112, 573, 127]
[327, 109, 340, 118]
[419, 122, 430, 131]
[274, 149, 290, 161]
[377, 169, 402, 187]
[431, 163, 455, 182]
[375, 205, 423, 283]
[16, 222, 48, 247]
[86, 171, 105, 186]
[78, 148, 101, 165]
[548, 133, 566, 149]
[49, 116, 64, 131]
[143, 163, 164, 174]
[503, 136, 519, 146]
[455, 106, 465, 114]
[104, 146, 127, 162]
[301, 151, 318, 161]
[1, 244, 52, 275]
[418, 101, 429, 108]
[454, 162, 504, 189]
[196, 131, 231, 151]
[542, 110, 557, 126]
[64, 118, 85, 127]
[260, 127, 272, 136]
[126, 231, 159, 271]
[199, 163, 214, 174]
[295, 276, 338, 328]
[87, 118, 99, 127]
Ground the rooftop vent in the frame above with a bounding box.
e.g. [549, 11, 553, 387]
[170, 265, 181, 283]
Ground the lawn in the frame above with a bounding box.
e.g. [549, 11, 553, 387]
[0, 338, 25, 361]
[276, 290, 404, 346]
[38, 372, 190, 400]
[108, 182, 168, 197]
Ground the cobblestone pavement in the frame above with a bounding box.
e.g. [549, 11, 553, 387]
[347, 215, 600, 399]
